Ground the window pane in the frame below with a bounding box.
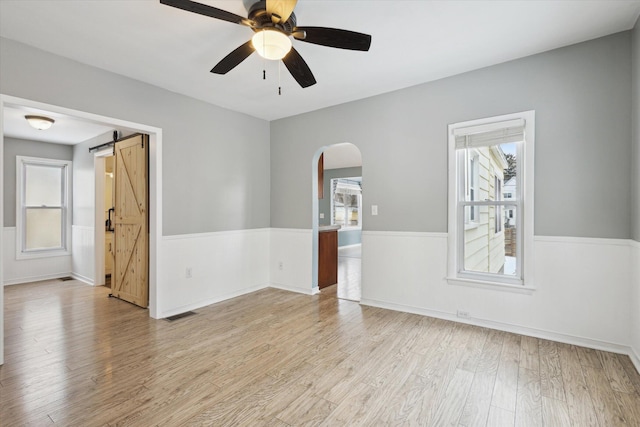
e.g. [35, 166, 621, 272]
[25, 208, 62, 250]
[463, 205, 517, 276]
[25, 164, 62, 206]
[501, 143, 517, 196]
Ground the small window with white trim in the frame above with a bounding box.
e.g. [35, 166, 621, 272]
[447, 111, 535, 288]
[16, 156, 72, 259]
[331, 177, 362, 229]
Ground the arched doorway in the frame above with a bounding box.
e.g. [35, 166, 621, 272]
[312, 143, 362, 301]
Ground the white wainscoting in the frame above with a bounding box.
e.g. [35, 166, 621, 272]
[2, 227, 72, 285]
[157, 228, 270, 318]
[631, 240, 640, 372]
[71, 225, 94, 285]
[359, 231, 633, 355]
[269, 228, 314, 295]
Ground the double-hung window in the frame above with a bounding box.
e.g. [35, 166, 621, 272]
[447, 111, 535, 289]
[16, 156, 72, 259]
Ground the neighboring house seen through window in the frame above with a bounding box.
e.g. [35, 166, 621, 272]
[447, 111, 535, 289]
[331, 178, 362, 229]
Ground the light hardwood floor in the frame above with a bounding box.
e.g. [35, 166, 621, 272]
[2, 279, 640, 426]
[326, 244, 362, 302]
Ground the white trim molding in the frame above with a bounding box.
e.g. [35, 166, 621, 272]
[2, 226, 72, 285]
[270, 228, 314, 295]
[361, 230, 634, 362]
[360, 297, 632, 356]
[157, 227, 270, 319]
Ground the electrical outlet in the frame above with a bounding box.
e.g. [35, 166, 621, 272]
[319, 213, 324, 219]
[371, 205, 378, 215]
[278, 261, 283, 271]
[456, 310, 470, 319]
[185, 267, 192, 278]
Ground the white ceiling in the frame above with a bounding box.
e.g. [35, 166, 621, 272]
[1, 0, 639, 129]
[2, 104, 132, 145]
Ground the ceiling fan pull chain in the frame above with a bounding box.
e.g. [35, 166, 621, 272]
[278, 61, 282, 95]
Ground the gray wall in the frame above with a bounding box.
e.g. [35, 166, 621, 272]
[271, 32, 633, 239]
[3, 137, 73, 227]
[633, 17, 640, 242]
[1, 38, 270, 236]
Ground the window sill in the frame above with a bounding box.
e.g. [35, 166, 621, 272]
[447, 276, 535, 294]
[17, 249, 71, 260]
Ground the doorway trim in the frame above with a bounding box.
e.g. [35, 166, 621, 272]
[311, 143, 363, 297]
[0, 94, 163, 365]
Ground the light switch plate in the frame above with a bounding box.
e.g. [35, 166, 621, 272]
[371, 205, 378, 215]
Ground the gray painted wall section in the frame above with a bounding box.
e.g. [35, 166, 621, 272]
[633, 18, 640, 242]
[271, 32, 633, 239]
[338, 230, 361, 248]
[1, 38, 270, 236]
[3, 137, 73, 227]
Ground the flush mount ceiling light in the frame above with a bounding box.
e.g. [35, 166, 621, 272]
[25, 115, 55, 130]
[252, 29, 292, 60]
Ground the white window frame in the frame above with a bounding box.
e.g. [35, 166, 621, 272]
[330, 177, 362, 230]
[16, 156, 72, 259]
[447, 111, 535, 291]
[494, 175, 503, 235]
[464, 150, 480, 227]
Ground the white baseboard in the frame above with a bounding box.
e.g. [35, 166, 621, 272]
[630, 346, 640, 374]
[4, 272, 72, 286]
[269, 282, 316, 295]
[159, 283, 269, 319]
[71, 272, 95, 286]
[360, 297, 632, 356]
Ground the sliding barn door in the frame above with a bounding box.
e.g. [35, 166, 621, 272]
[112, 134, 149, 308]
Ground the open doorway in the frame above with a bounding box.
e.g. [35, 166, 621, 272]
[315, 143, 362, 302]
[1, 94, 163, 364]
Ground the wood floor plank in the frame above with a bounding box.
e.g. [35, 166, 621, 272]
[519, 336, 540, 372]
[428, 368, 475, 426]
[459, 330, 503, 426]
[613, 390, 640, 426]
[597, 350, 637, 394]
[539, 339, 566, 401]
[556, 343, 599, 427]
[487, 405, 515, 426]
[515, 367, 542, 427]
[541, 396, 571, 427]
[2, 279, 640, 427]
[582, 365, 628, 426]
[491, 332, 521, 413]
[616, 353, 640, 395]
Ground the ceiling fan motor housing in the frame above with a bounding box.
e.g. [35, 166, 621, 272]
[248, 1, 297, 33]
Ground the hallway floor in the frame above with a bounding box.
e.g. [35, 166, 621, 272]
[324, 244, 361, 302]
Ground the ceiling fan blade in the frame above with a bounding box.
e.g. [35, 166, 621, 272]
[266, 0, 297, 24]
[282, 47, 316, 88]
[160, 0, 253, 27]
[210, 41, 255, 74]
[293, 27, 371, 51]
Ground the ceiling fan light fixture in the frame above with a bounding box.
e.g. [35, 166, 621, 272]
[25, 115, 55, 130]
[252, 29, 292, 60]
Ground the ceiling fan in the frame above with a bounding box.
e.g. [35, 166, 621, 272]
[159, 0, 372, 88]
